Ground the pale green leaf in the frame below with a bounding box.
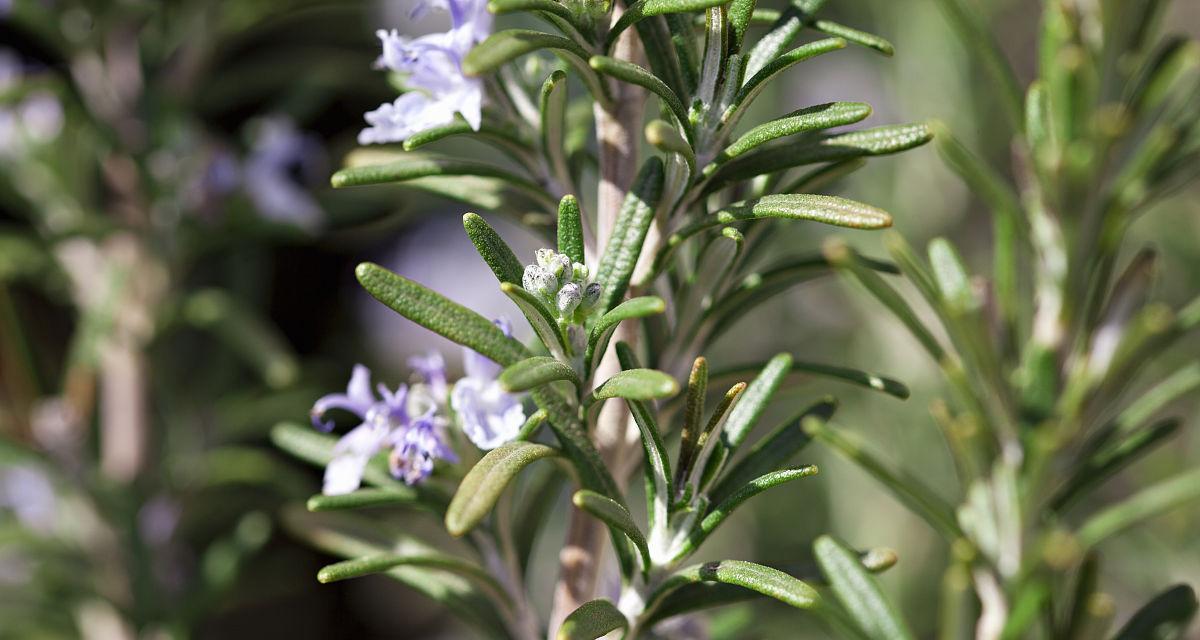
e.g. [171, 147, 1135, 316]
[445, 442, 560, 537]
[557, 599, 628, 640]
[814, 535, 915, 640]
[500, 356, 582, 392]
[356, 263, 529, 366]
[463, 213, 524, 285]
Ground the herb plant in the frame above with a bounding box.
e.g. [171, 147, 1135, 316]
[272, 0, 937, 637]
[814, 0, 1200, 638]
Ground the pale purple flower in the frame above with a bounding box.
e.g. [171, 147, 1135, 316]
[312, 364, 454, 493]
[358, 0, 492, 144]
[390, 418, 458, 485]
[409, 351, 449, 403]
[243, 116, 325, 232]
[0, 465, 56, 533]
[138, 495, 181, 546]
[451, 318, 527, 449]
[0, 49, 63, 157]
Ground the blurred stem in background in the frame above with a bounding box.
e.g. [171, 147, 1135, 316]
[819, 0, 1200, 637]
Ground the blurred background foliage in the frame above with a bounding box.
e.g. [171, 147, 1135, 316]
[0, 0, 1196, 637]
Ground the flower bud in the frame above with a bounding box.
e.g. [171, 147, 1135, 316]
[557, 282, 583, 316]
[535, 248, 556, 270]
[551, 252, 571, 283]
[571, 262, 590, 283]
[581, 282, 602, 309]
[523, 264, 558, 299]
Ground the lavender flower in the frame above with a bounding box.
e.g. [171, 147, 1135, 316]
[0, 465, 57, 533]
[243, 116, 325, 232]
[450, 318, 527, 449]
[409, 351, 449, 403]
[311, 364, 455, 494]
[0, 49, 63, 158]
[358, 0, 493, 145]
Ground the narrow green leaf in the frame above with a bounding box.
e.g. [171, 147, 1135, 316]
[666, 196, 894, 268]
[679, 466, 818, 557]
[542, 72, 573, 195]
[594, 158, 665, 313]
[728, 0, 757, 52]
[708, 123, 933, 189]
[805, 419, 961, 539]
[488, 0, 576, 25]
[824, 239, 947, 361]
[701, 253, 897, 342]
[590, 55, 691, 136]
[1112, 362, 1200, 433]
[573, 489, 650, 569]
[709, 397, 834, 506]
[516, 408, 549, 441]
[714, 102, 873, 168]
[608, 0, 730, 49]
[718, 353, 792, 452]
[646, 119, 696, 175]
[681, 381, 747, 498]
[726, 38, 848, 129]
[626, 397, 674, 532]
[677, 357, 709, 489]
[463, 213, 524, 286]
[1078, 467, 1200, 548]
[931, 0, 1023, 131]
[810, 20, 893, 55]
[531, 386, 623, 501]
[1061, 552, 1101, 640]
[306, 489, 424, 512]
[635, 16, 690, 102]
[665, 14, 700, 94]
[557, 194, 585, 265]
[646, 560, 821, 616]
[331, 156, 553, 207]
[355, 263, 529, 366]
[928, 237, 980, 313]
[500, 356, 582, 392]
[588, 368, 680, 404]
[401, 118, 530, 156]
[445, 442, 560, 536]
[1111, 585, 1198, 640]
[557, 599, 628, 640]
[281, 508, 508, 636]
[815, 535, 915, 640]
[928, 121, 1023, 226]
[464, 29, 590, 76]
[586, 296, 667, 374]
[500, 282, 572, 361]
[317, 554, 506, 599]
[1052, 418, 1181, 513]
[465, 30, 608, 103]
[779, 158, 867, 194]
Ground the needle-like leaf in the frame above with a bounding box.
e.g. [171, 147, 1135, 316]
[445, 442, 561, 537]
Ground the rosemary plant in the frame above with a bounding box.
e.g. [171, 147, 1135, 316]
[812, 0, 1200, 638]
[272, 0, 936, 637]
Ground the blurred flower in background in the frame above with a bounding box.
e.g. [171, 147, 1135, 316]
[359, 0, 493, 143]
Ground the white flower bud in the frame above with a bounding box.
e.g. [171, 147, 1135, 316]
[582, 282, 602, 309]
[571, 262, 590, 283]
[551, 252, 571, 283]
[557, 282, 583, 316]
[535, 248, 556, 270]
[523, 265, 558, 299]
